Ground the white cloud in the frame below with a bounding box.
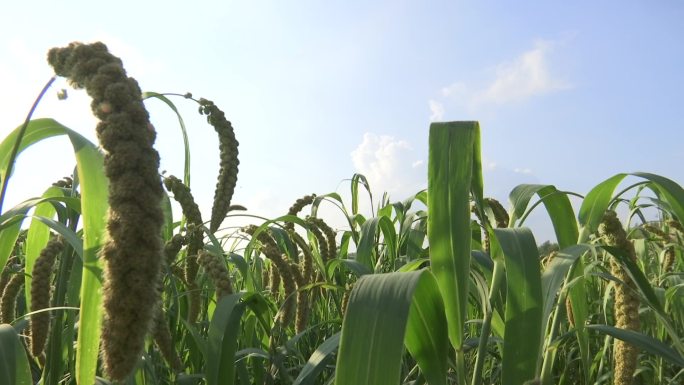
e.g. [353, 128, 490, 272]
[350, 133, 426, 202]
[428, 99, 444, 121]
[428, 38, 572, 118]
[514, 167, 533, 174]
[474, 40, 571, 105]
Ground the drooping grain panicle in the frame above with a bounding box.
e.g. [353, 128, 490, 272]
[162, 175, 204, 306]
[152, 306, 183, 372]
[243, 225, 282, 295]
[261, 245, 297, 326]
[305, 219, 330, 264]
[0, 273, 24, 324]
[51, 176, 73, 189]
[485, 197, 509, 228]
[598, 210, 640, 385]
[197, 250, 233, 299]
[288, 230, 315, 285]
[0, 256, 20, 294]
[306, 216, 337, 262]
[163, 233, 187, 266]
[163, 175, 203, 225]
[285, 194, 316, 230]
[197, 98, 239, 233]
[30, 236, 65, 358]
[47, 42, 165, 381]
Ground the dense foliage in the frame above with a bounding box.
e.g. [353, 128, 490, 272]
[1, 42, 683, 385]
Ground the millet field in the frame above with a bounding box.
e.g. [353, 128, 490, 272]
[0, 42, 683, 385]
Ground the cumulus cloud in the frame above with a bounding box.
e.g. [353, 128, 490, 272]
[428, 38, 572, 118]
[350, 133, 426, 202]
[473, 40, 571, 105]
[428, 100, 445, 121]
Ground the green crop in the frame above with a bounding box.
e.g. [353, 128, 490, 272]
[0, 41, 682, 385]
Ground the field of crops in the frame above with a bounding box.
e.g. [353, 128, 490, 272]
[1, 42, 683, 385]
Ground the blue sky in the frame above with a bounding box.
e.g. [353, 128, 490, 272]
[1, 1, 682, 242]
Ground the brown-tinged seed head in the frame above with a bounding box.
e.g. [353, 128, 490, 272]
[48, 42, 165, 381]
[30, 236, 65, 357]
[0, 273, 24, 324]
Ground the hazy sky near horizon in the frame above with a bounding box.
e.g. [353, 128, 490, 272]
[1, 1, 682, 242]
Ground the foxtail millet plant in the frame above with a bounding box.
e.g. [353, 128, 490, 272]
[163, 175, 204, 320]
[260, 245, 297, 326]
[47, 42, 165, 381]
[151, 306, 183, 372]
[306, 216, 337, 263]
[599, 210, 641, 385]
[197, 250, 233, 299]
[484, 197, 509, 228]
[285, 194, 316, 231]
[29, 236, 65, 358]
[0, 256, 19, 294]
[0, 272, 24, 324]
[197, 98, 240, 233]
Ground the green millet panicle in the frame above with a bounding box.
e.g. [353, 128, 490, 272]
[30, 236, 65, 358]
[0, 257, 20, 294]
[198, 98, 239, 233]
[243, 225, 282, 294]
[163, 175, 202, 225]
[306, 217, 337, 262]
[51, 176, 73, 189]
[289, 261, 310, 333]
[285, 194, 316, 231]
[197, 251, 233, 299]
[164, 233, 187, 266]
[152, 306, 183, 372]
[306, 220, 331, 264]
[288, 230, 315, 284]
[162, 176, 204, 285]
[599, 211, 640, 385]
[261, 246, 297, 325]
[47, 42, 165, 381]
[485, 198, 509, 228]
[268, 264, 282, 297]
[1, 273, 24, 323]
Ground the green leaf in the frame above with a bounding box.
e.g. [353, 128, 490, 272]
[494, 227, 543, 385]
[0, 324, 32, 385]
[587, 324, 684, 367]
[428, 121, 478, 354]
[508, 185, 578, 248]
[0, 118, 110, 385]
[292, 332, 340, 385]
[335, 271, 447, 385]
[205, 293, 249, 385]
[356, 216, 380, 270]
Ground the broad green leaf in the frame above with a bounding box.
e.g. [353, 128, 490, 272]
[494, 227, 543, 385]
[356, 216, 380, 270]
[335, 271, 447, 385]
[508, 185, 579, 248]
[0, 118, 110, 385]
[578, 174, 626, 241]
[0, 324, 32, 385]
[292, 332, 340, 385]
[428, 121, 478, 354]
[540, 244, 590, 336]
[578, 172, 684, 242]
[587, 324, 684, 367]
[206, 293, 248, 385]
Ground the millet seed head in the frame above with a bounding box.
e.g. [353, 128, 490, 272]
[48, 42, 165, 381]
